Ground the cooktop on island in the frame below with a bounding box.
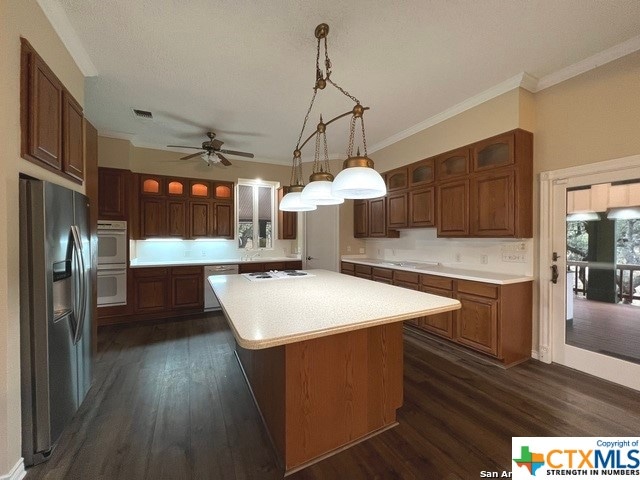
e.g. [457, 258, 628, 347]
[242, 270, 315, 281]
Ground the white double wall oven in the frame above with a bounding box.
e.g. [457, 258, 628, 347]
[97, 220, 127, 307]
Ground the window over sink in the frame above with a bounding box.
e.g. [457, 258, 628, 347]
[237, 179, 277, 249]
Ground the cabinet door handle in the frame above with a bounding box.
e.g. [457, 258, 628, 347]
[551, 264, 559, 284]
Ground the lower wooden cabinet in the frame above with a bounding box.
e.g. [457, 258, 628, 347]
[171, 267, 204, 309]
[132, 266, 203, 315]
[418, 286, 454, 339]
[132, 268, 170, 313]
[341, 261, 532, 366]
[455, 293, 498, 355]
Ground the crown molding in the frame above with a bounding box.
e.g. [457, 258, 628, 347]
[98, 130, 136, 142]
[535, 34, 640, 92]
[36, 0, 98, 77]
[369, 72, 536, 154]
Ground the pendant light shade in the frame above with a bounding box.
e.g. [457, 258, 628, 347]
[279, 187, 317, 212]
[331, 157, 387, 199]
[300, 172, 344, 205]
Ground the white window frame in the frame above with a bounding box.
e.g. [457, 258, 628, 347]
[236, 179, 279, 250]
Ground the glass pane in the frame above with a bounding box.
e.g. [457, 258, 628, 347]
[168, 181, 183, 195]
[238, 185, 254, 248]
[215, 185, 231, 198]
[477, 143, 510, 168]
[442, 156, 466, 176]
[388, 172, 406, 190]
[142, 179, 159, 193]
[565, 182, 640, 365]
[412, 164, 433, 184]
[191, 183, 208, 197]
[257, 185, 273, 248]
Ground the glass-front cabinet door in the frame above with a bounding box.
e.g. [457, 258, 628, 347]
[409, 158, 435, 187]
[436, 147, 470, 181]
[472, 133, 515, 172]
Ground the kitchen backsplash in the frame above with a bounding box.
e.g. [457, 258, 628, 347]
[362, 229, 533, 276]
[131, 238, 299, 263]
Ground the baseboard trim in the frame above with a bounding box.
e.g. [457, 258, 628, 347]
[1, 458, 26, 480]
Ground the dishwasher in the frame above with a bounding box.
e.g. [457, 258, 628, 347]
[204, 264, 239, 311]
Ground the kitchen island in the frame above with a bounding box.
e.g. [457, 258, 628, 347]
[209, 269, 460, 474]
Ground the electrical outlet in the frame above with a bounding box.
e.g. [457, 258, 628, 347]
[201, 250, 207, 257]
[455, 253, 461, 262]
[346, 245, 351, 253]
[359, 248, 365, 254]
[481, 254, 488, 264]
[517, 242, 527, 251]
[502, 252, 527, 263]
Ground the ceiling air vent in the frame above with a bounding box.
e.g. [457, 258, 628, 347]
[132, 108, 153, 119]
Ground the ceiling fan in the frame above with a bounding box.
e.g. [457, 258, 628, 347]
[167, 131, 254, 166]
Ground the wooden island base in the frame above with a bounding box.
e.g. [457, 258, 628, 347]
[235, 322, 404, 474]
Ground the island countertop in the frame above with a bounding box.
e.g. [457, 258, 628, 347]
[209, 269, 460, 349]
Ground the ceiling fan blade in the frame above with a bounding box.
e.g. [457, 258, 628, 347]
[218, 149, 254, 158]
[180, 151, 205, 160]
[216, 153, 232, 166]
[211, 139, 224, 149]
[168, 145, 203, 149]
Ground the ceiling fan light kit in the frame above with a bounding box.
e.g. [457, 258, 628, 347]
[280, 23, 386, 212]
[167, 131, 254, 167]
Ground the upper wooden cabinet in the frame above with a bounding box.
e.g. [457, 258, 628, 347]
[368, 197, 387, 237]
[386, 167, 408, 192]
[98, 167, 129, 220]
[62, 92, 84, 181]
[470, 170, 515, 237]
[129, 172, 235, 240]
[436, 147, 470, 181]
[21, 38, 84, 183]
[409, 159, 435, 187]
[472, 132, 515, 172]
[353, 197, 400, 239]
[408, 187, 435, 228]
[213, 182, 234, 200]
[436, 129, 532, 238]
[167, 179, 186, 197]
[140, 175, 164, 196]
[190, 181, 210, 198]
[437, 180, 469, 237]
[277, 187, 297, 240]
[353, 200, 368, 238]
[387, 192, 408, 229]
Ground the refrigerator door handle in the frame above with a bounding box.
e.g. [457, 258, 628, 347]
[71, 226, 86, 345]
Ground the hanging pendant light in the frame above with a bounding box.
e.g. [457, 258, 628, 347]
[332, 105, 386, 199]
[281, 23, 385, 208]
[300, 116, 344, 205]
[280, 149, 316, 212]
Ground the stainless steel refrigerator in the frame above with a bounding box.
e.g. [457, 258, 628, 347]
[19, 178, 93, 466]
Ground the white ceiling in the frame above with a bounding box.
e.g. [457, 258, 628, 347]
[52, 0, 640, 165]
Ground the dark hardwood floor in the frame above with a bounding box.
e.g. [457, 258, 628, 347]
[567, 296, 640, 364]
[26, 314, 640, 480]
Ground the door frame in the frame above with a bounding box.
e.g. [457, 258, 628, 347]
[302, 205, 340, 272]
[539, 154, 640, 387]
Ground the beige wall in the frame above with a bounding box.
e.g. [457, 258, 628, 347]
[370, 88, 523, 172]
[529, 50, 640, 349]
[534, 51, 640, 174]
[98, 137, 292, 185]
[0, 0, 85, 473]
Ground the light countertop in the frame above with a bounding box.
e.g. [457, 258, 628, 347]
[208, 269, 460, 350]
[129, 256, 301, 268]
[341, 257, 532, 285]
